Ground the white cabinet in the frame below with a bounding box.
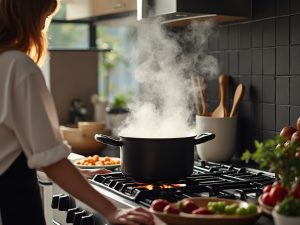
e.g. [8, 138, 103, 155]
[65, 0, 136, 20]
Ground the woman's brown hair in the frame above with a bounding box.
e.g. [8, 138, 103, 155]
[0, 0, 58, 64]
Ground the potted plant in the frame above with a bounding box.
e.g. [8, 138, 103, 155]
[105, 92, 130, 135]
[241, 123, 300, 225]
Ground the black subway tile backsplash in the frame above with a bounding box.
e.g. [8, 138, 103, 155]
[263, 76, 276, 103]
[263, 104, 276, 131]
[276, 105, 290, 131]
[263, 19, 276, 47]
[240, 23, 251, 49]
[276, 17, 289, 46]
[276, 46, 289, 75]
[290, 15, 300, 45]
[290, 76, 300, 106]
[252, 49, 263, 75]
[253, 103, 263, 129]
[263, 48, 276, 75]
[276, 77, 289, 105]
[229, 25, 239, 49]
[290, 45, 300, 75]
[251, 22, 263, 47]
[204, 0, 300, 154]
[229, 51, 239, 75]
[219, 26, 229, 50]
[219, 52, 229, 74]
[239, 50, 252, 75]
[208, 33, 219, 50]
[251, 76, 263, 102]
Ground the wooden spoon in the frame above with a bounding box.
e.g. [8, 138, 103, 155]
[229, 83, 245, 117]
[211, 74, 229, 118]
[196, 76, 209, 116]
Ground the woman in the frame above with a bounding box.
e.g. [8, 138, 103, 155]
[0, 0, 155, 225]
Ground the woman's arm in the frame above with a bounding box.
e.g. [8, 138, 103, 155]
[42, 158, 154, 225]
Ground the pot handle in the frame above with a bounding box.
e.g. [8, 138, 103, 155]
[193, 132, 215, 145]
[94, 134, 123, 147]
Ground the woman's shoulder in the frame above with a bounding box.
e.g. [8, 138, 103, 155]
[1, 50, 40, 74]
[1, 50, 36, 67]
[0, 50, 42, 84]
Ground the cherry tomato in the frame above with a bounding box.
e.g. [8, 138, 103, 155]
[291, 131, 300, 144]
[269, 185, 288, 203]
[263, 184, 273, 193]
[280, 126, 297, 140]
[261, 192, 276, 207]
[151, 199, 170, 212]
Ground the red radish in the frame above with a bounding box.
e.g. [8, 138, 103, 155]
[182, 200, 198, 213]
[163, 204, 180, 214]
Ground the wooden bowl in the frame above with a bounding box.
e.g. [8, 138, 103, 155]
[150, 197, 262, 225]
[78, 121, 106, 133]
[60, 124, 111, 155]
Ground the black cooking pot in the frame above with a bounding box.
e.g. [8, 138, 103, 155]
[94, 133, 215, 181]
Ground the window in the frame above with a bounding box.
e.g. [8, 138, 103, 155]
[96, 25, 139, 103]
[47, 2, 139, 105]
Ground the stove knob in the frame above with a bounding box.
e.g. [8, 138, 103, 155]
[58, 195, 75, 211]
[66, 207, 80, 223]
[73, 210, 86, 225]
[51, 194, 63, 209]
[81, 214, 95, 225]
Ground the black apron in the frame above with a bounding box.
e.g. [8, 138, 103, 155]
[0, 153, 46, 225]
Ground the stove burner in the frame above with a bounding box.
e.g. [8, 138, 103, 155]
[91, 160, 275, 208]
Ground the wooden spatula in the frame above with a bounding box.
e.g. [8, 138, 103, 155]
[229, 83, 245, 117]
[211, 74, 229, 118]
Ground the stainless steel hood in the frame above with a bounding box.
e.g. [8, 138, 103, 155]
[137, 0, 252, 24]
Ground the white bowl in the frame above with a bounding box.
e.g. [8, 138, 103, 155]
[272, 210, 300, 225]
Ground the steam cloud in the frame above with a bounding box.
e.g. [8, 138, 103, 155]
[118, 19, 219, 138]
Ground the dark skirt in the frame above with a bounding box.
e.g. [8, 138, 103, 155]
[0, 153, 46, 225]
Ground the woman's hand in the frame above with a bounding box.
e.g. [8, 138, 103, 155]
[107, 207, 155, 225]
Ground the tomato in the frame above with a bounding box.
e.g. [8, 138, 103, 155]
[182, 200, 199, 213]
[163, 204, 180, 214]
[261, 192, 276, 207]
[280, 126, 297, 140]
[151, 199, 170, 212]
[192, 207, 214, 215]
[263, 184, 273, 193]
[291, 131, 300, 144]
[269, 185, 288, 203]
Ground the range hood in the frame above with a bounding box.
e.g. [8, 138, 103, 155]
[137, 0, 252, 24]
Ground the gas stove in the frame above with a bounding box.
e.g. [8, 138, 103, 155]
[91, 160, 275, 207]
[51, 160, 276, 225]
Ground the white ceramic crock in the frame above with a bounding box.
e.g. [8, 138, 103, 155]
[196, 115, 237, 162]
[272, 210, 300, 225]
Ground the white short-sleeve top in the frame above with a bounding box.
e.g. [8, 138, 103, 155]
[0, 50, 71, 175]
